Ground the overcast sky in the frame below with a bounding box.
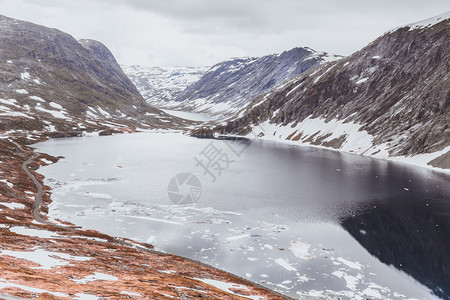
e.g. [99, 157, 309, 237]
[1, 0, 449, 66]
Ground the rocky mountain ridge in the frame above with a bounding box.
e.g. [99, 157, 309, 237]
[206, 12, 450, 170]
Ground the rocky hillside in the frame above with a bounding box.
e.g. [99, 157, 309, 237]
[209, 12, 450, 170]
[121, 65, 208, 108]
[167, 48, 342, 117]
[0, 14, 187, 134]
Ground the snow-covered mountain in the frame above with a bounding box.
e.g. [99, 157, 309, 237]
[0, 14, 188, 135]
[170, 48, 342, 118]
[121, 65, 209, 107]
[203, 12, 450, 171]
[124, 48, 342, 119]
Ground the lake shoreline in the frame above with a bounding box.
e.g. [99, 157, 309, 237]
[205, 133, 450, 176]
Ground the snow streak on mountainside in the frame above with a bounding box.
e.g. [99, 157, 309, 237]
[0, 14, 188, 135]
[121, 65, 209, 108]
[208, 12, 450, 170]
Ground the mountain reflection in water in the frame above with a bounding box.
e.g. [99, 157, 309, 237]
[341, 193, 450, 299]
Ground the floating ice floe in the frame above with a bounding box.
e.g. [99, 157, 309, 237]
[289, 240, 314, 260]
[274, 258, 297, 272]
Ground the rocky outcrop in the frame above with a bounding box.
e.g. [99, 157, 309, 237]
[212, 13, 450, 168]
[170, 47, 342, 117]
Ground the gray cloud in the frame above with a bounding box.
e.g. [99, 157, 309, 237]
[1, 0, 449, 66]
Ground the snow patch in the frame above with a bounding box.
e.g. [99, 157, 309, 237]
[1, 202, 25, 210]
[29, 95, 46, 102]
[49, 102, 63, 110]
[0, 248, 91, 269]
[21, 71, 30, 80]
[0, 279, 68, 298]
[355, 78, 368, 84]
[0, 179, 14, 188]
[15, 89, 28, 94]
[73, 272, 118, 284]
[10, 226, 62, 239]
[36, 106, 69, 119]
[250, 116, 389, 159]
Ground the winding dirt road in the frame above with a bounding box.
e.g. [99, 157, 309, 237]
[21, 153, 48, 224]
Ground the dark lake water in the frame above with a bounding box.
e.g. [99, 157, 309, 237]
[34, 132, 450, 299]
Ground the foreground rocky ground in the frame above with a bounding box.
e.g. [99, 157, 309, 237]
[0, 124, 287, 299]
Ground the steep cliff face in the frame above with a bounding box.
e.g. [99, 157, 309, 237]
[0, 14, 186, 132]
[167, 47, 342, 117]
[212, 13, 450, 169]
